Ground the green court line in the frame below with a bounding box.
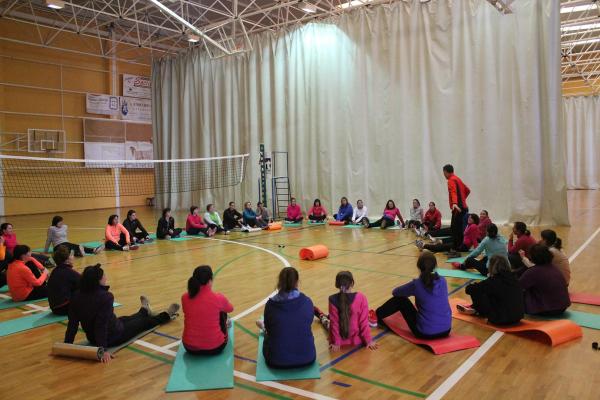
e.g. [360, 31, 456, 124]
[235, 382, 293, 400]
[330, 368, 427, 398]
[215, 250, 256, 277]
[236, 321, 259, 339]
[126, 345, 174, 364]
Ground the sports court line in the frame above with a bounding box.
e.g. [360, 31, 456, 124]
[427, 224, 600, 400]
[330, 368, 426, 398]
[447, 279, 474, 295]
[319, 330, 389, 372]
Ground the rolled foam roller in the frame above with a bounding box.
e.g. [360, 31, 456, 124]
[328, 221, 345, 226]
[52, 342, 104, 361]
[267, 222, 283, 231]
[299, 244, 329, 261]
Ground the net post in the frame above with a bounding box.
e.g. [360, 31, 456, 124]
[114, 167, 121, 209]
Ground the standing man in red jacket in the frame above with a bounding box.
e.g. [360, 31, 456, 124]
[443, 164, 471, 256]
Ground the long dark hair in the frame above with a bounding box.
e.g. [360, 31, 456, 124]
[277, 267, 299, 292]
[530, 244, 553, 266]
[162, 208, 171, 218]
[340, 197, 348, 206]
[188, 265, 213, 299]
[107, 215, 118, 225]
[1, 223, 12, 234]
[13, 244, 30, 260]
[313, 199, 321, 207]
[80, 264, 104, 292]
[417, 252, 439, 290]
[335, 271, 354, 339]
[51, 216, 63, 227]
[541, 229, 562, 250]
[487, 223, 499, 239]
[469, 213, 480, 225]
[386, 200, 396, 210]
[514, 221, 530, 236]
[190, 206, 198, 215]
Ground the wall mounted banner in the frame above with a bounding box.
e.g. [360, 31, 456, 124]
[120, 96, 152, 122]
[86, 93, 119, 115]
[123, 74, 151, 99]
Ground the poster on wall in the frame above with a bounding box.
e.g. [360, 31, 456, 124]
[120, 97, 152, 122]
[123, 74, 151, 99]
[86, 93, 120, 115]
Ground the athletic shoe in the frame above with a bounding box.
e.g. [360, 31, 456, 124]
[129, 245, 139, 251]
[368, 309, 378, 328]
[140, 295, 155, 316]
[456, 304, 477, 315]
[415, 240, 424, 250]
[122, 245, 129, 251]
[414, 228, 421, 237]
[451, 262, 462, 270]
[93, 244, 105, 254]
[224, 230, 230, 235]
[167, 303, 180, 319]
[144, 237, 154, 243]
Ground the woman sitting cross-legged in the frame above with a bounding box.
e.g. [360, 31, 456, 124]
[157, 208, 183, 239]
[257, 267, 316, 369]
[48, 245, 81, 315]
[182, 265, 234, 355]
[333, 197, 353, 225]
[455, 224, 508, 276]
[105, 215, 137, 251]
[64, 264, 180, 363]
[7, 244, 49, 302]
[376, 251, 451, 339]
[45, 216, 104, 256]
[457, 255, 524, 325]
[308, 199, 328, 222]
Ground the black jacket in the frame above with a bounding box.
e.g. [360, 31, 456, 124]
[156, 216, 176, 239]
[65, 286, 122, 349]
[466, 270, 524, 325]
[48, 263, 80, 311]
[123, 218, 148, 237]
[223, 209, 242, 228]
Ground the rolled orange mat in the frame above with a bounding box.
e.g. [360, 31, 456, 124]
[328, 221, 345, 226]
[267, 222, 283, 231]
[299, 244, 329, 260]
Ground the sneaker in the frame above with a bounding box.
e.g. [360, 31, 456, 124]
[122, 245, 130, 251]
[456, 304, 477, 315]
[368, 309, 378, 328]
[427, 234, 435, 242]
[167, 303, 180, 319]
[93, 244, 105, 254]
[144, 237, 154, 243]
[415, 240, 424, 250]
[224, 230, 230, 235]
[129, 245, 139, 251]
[451, 262, 462, 270]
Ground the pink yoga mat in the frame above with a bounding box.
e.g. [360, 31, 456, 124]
[569, 292, 600, 306]
[383, 312, 480, 355]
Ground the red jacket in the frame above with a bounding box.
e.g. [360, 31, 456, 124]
[186, 214, 207, 232]
[447, 173, 470, 211]
[7, 258, 47, 301]
[508, 234, 537, 256]
[182, 287, 234, 350]
[423, 208, 442, 230]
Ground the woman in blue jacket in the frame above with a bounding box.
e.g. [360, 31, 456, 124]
[334, 197, 354, 225]
[258, 267, 316, 368]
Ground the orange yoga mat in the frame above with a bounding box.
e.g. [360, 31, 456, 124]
[267, 222, 283, 231]
[449, 299, 582, 346]
[569, 292, 600, 306]
[328, 220, 345, 226]
[383, 312, 480, 355]
[299, 245, 329, 261]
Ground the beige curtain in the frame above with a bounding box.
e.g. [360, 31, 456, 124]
[152, 0, 568, 225]
[564, 96, 600, 190]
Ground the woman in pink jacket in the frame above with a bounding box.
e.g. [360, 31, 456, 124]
[366, 200, 405, 229]
[105, 215, 137, 251]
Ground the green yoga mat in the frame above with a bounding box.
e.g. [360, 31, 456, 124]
[344, 224, 365, 229]
[33, 240, 105, 255]
[0, 302, 121, 337]
[166, 322, 234, 392]
[0, 296, 47, 311]
[534, 310, 600, 330]
[446, 257, 467, 264]
[255, 333, 320, 382]
[308, 221, 326, 225]
[0, 286, 8, 294]
[436, 268, 485, 280]
[283, 223, 302, 227]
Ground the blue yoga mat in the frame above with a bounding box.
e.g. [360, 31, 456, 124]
[436, 268, 485, 280]
[283, 223, 302, 227]
[166, 322, 235, 392]
[0, 296, 47, 311]
[446, 257, 467, 264]
[255, 333, 320, 382]
[0, 302, 120, 337]
[343, 224, 365, 229]
[533, 310, 600, 330]
[0, 286, 8, 294]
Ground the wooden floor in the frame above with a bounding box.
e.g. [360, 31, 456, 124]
[1, 190, 600, 400]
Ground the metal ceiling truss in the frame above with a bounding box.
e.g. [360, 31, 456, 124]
[0, 0, 599, 93]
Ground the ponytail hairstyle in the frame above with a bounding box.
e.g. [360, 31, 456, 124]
[277, 267, 299, 293]
[107, 215, 119, 225]
[541, 229, 562, 250]
[188, 265, 213, 299]
[51, 216, 63, 227]
[335, 271, 354, 339]
[514, 221, 530, 236]
[80, 264, 104, 293]
[487, 223, 499, 239]
[417, 251, 439, 290]
[469, 213, 480, 225]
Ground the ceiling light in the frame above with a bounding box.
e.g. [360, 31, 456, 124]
[561, 22, 600, 32]
[337, 0, 370, 10]
[561, 4, 598, 14]
[298, 1, 317, 13]
[187, 33, 200, 43]
[45, 0, 65, 9]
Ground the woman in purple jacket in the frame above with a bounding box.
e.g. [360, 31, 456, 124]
[64, 264, 180, 363]
[376, 251, 452, 338]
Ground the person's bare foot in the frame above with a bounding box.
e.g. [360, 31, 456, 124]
[140, 295, 155, 316]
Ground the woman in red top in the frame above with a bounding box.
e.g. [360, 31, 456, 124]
[308, 199, 328, 222]
[1, 223, 52, 266]
[477, 210, 492, 242]
[182, 265, 234, 355]
[421, 202, 442, 236]
[508, 222, 537, 272]
[186, 206, 215, 237]
[366, 200, 405, 229]
[7, 245, 49, 301]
